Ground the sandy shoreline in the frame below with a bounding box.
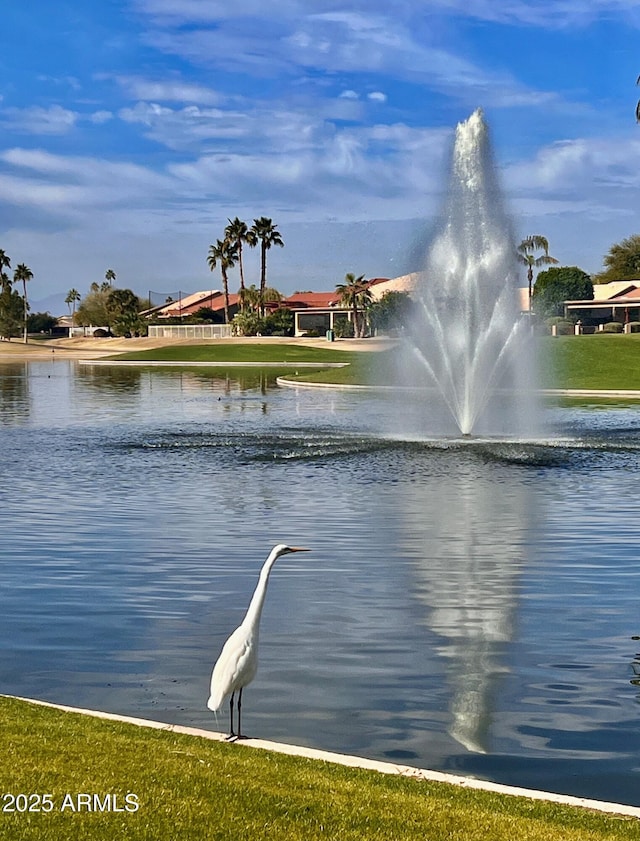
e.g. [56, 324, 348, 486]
[0, 335, 394, 361]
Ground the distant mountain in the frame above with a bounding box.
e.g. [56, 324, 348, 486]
[30, 293, 68, 317]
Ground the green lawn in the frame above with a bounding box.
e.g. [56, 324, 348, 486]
[106, 343, 356, 365]
[105, 334, 640, 392]
[1, 697, 638, 841]
[539, 335, 640, 390]
[278, 335, 640, 391]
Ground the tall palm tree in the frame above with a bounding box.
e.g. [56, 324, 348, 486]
[517, 236, 558, 306]
[224, 218, 256, 311]
[336, 272, 371, 338]
[65, 288, 81, 320]
[207, 238, 238, 324]
[105, 268, 116, 287]
[250, 217, 284, 316]
[0, 249, 11, 292]
[14, 263, 33, 343]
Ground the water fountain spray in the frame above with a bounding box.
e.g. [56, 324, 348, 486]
[403, 109, 541, 438]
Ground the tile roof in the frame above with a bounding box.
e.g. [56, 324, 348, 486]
[159, 291, 240, 317]
[282, 291, 341, 308]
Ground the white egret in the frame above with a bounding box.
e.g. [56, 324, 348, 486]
[207, 543, 310, 738]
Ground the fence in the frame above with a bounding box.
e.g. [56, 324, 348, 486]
[148, 324, 233, 340]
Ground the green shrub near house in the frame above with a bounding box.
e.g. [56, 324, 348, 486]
[545, 317, 574, 335]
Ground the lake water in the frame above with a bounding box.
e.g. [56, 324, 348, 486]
[1, 359, 640, 806]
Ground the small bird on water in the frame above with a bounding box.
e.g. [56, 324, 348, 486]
[207, 543, 310, 738]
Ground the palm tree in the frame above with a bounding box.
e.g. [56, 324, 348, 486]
[250, 217, 284, 316]
[14, 263, 33, 343]
[65, 288, 81, 320]
[224, 218, 256, 311]
[336, 272, 371, 338]
[0, 249, 11, 292]
[105, 268, 116, 287]
[207, 238, 238, 324]
[517, 236, 558, 306]
[241, 284, 261, 313]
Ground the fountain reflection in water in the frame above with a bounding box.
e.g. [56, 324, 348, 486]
[399, 109, 543, 438]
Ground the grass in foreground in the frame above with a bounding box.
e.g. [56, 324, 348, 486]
[0, 697, 638, 841]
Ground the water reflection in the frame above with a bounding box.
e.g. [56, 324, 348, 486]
[0, 363, 30, 424]
[76, 364, 277, 394]
[630, 639, 640, 696]
[74, 364, 143, 395]
[71, 364, 281, 418]
[401, 450, 532, 753]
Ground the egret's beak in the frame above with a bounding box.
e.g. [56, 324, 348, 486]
[289, 547, 310, 552]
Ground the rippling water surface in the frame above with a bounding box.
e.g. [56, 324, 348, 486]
[1, 359, 640, 805]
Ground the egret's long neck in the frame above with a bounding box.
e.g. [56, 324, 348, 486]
[242, 552, 279, 631]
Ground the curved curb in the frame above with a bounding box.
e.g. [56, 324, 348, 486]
[276, 377, 640, 398]
[3, 694, 639, 819]
[277, 376, 389, 391]
[79, 360, 350, 368]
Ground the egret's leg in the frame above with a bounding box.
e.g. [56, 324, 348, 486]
[237, 687, 243, 738]
[229, 691, 236, 737]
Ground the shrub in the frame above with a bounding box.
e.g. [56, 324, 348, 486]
[262, 308, 294, 337]
[603, 322, 624, 333]
[334, 320, 354, 339]
[546, 319, 574, 335]
[627, 321, 640, 333]
[232, 312, 264, 336]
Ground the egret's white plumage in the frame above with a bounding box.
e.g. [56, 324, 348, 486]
[208, 543, 309, 737]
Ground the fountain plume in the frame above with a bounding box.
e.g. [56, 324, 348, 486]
[400, 109, 541, 438]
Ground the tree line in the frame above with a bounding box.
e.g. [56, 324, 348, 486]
[0, 249, 33, 342]
[4, 226, 640, 340]
[68, 271, 148, 337]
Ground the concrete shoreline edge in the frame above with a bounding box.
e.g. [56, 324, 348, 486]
[77, 360, 350, 368]
[275, 377, 640, 398]
[2, 694, 639, 819]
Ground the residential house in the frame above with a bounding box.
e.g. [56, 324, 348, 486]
[564, 280, 640, 326]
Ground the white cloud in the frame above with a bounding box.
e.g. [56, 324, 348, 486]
[506, 135, 640, 197]
[415, 0, 640, 28]
[118, 101, 259, 150]
[0, 147, 176, 216]
[368, 91, 387, 103]
[0, 104, 78, 135]
[137, 4, 561, 116]
[90, 110, 114, 124]
[115, 94, 369, 154]
[0, 173, 86, 208]
[36, 74, 82, 91]
[114, 75, 222, 104]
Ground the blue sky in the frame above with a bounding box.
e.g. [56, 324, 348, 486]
[1, 0, 640, 311]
